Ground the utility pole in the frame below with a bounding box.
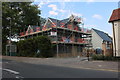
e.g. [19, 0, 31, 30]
[10, 19, 12, 56]
[7, 17, 12, 56]
[9, 3, 12, 56]
[56, 20, 59, 58]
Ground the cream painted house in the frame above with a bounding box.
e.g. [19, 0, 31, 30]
[109, 8, 120, 57]
[91, 28, 112, 56]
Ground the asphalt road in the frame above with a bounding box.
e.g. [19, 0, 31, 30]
[1, 59, 118, 79]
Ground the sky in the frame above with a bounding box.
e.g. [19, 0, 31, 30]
[33, 0, 119, 37]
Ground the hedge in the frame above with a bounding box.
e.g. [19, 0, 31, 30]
[91, 54, 120, 61]
[17, 36, 54, 58]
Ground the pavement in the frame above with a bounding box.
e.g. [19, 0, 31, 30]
[2, 56, 119, 72]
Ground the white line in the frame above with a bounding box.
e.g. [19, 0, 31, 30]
[3, 69, 19, 74]
[15, 76, 19, 78]
[5, 62, 9, 63]
[16, 75, 24, 78]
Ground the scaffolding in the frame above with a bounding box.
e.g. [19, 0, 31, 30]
[18, 15, 92, 57]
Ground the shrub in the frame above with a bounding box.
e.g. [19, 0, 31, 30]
[34, 36, 54, 58]
[91, 54, 104, 60]
[17, 36, 54, 58]
[91, 54, 120, 61]
[17, 38, 36, 57]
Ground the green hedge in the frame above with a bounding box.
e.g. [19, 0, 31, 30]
[91, 54, 120, 61]
[17, 36, 54, 58]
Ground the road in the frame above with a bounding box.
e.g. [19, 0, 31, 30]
[1, 59, 118, 79]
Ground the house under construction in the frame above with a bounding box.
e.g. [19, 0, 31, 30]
[19, 15, 92, 57]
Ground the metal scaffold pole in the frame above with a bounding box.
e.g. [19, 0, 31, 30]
[78, 32, 80, 57]
[56, 18, 59, 58]
[64, 29, 66, 56]
[56, 30, 59, 57]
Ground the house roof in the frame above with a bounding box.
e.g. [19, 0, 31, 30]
[48, 17, 60, 23]
[109, 8, 120, 22]
[48, 17, 69, 26]
[31, 26, 41, 32]
[92, 28, 112, 42]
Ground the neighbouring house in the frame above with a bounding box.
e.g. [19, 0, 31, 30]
[109, 8, 120, 57]
[18, 15, 92, 57]
[91, 28, 113, 56]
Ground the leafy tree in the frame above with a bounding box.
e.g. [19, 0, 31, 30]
[2, 2, 41, 54]
[2, 2, 41, 36]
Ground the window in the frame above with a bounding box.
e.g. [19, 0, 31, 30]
[106, 42, 110, 49]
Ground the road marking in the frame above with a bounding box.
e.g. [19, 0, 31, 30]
[3, 69, 19, 75]
[1, 68, 23, 78]
[16, 75, 24, 79]
[5, 62, 9, 63]
[15, 76, 19, 78]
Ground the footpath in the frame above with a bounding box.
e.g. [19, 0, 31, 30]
[2, 56, 119, 72]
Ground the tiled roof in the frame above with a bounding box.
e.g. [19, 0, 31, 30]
[92, 28, 112, 42]
[109, 8, 120, 22]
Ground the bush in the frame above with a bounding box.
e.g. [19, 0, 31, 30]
[91, 54, 104, 60]
[91, 54, 120, 61]
[17, 36, 54, 58]
[34, 36, 54, 58]
[17, 38, 36, 57]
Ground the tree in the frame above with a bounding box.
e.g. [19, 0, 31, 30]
[2, 2, 41, 36]
[2, 2, 41, 54]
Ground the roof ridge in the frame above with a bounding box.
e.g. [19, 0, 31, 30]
[92, 28, 105, 33]
[92, 28, 112, 42]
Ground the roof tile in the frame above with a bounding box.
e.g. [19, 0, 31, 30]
[109, 8, 120, 22]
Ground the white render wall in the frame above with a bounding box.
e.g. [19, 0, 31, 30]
[91, 29, 103, 49]
[112, 20, 120, 57]
[118, 21, 120, 57]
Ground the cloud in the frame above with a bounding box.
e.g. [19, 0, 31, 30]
[63, 0, 71, 2]
[38, 1, 49, 8]
[48, 4, 57, 11]
[49, 11, 58, 15]
[59, 9, 66, 13]
[65, 10, 83, 18]
[92, 14, 103, 19]
[87, 0, 95, 2]
[83, 17, 87, 21]
[84, 25, 97, 29]
[71, 12, 82, 17]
